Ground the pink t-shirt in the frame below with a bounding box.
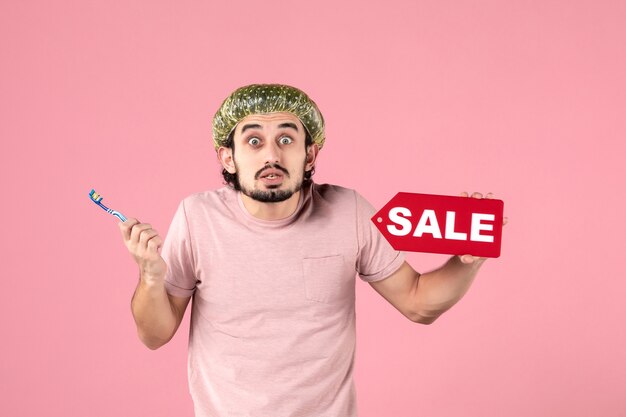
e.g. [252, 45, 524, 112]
[162, 181, 405, 417]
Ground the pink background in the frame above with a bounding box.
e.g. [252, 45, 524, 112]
[1, 1, 625, 416]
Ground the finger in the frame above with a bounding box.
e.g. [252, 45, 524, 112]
[460, 191, 469, 197]
[139, 228, 158, 247]
[139, 229, 159, 254]
[485, 192, 494, 199]
[503, 216, 509, 226]
[459, 254, 474, 264]
[471, 192, 483, 199]
[119, 218, 140, 241]
[147, 234, 163, 253]
[130, 223, 152, 245]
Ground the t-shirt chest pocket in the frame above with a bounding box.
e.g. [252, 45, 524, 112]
[302, 255, 354, 303]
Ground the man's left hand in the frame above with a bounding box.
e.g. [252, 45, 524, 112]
[457, 191, 508, 264]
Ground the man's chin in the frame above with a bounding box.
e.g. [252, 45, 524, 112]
[246, 189, 295, 203]
[241, 180, 305, 203]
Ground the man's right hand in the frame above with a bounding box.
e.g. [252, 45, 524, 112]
[118, 218, 168, 282]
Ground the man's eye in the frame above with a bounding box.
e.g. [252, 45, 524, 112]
[248, 137, 260, 146]
[279, 136, 293, 145]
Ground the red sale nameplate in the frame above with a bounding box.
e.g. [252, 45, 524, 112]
[372, 192, 504, 258]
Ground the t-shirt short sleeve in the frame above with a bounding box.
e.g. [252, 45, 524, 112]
[355, 191, 406, 283]
[161, 199, 197, 297]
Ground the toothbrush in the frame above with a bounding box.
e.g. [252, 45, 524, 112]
[89, 189, 127, 222]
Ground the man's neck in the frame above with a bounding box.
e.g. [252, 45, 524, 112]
[240, 190, 301, 221]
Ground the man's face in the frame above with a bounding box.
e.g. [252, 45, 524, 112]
[219, 112, 317, 203]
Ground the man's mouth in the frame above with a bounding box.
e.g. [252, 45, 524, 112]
[256, 167, 288, 186]
[256, 166, 289, 180]
[260, 171, 284, 179]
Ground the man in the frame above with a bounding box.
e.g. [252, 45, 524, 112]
[119, 84, 507, 417]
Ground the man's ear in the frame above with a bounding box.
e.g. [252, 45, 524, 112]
[305, 143, 319, 171]
[217, 146, 236, 174]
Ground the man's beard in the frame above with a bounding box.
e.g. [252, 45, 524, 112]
[234, 160, 307, 203]
[245, 182, 303, 203]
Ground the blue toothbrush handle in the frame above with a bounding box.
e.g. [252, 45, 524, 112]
[94, 200, 127, 222]
[112, 211, 127, 222]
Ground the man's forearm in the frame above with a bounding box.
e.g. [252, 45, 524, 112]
[131, 275, 177, 350]
[413, 256, 485, 323]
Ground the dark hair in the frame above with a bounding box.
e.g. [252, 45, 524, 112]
[221, 128, 316, 190]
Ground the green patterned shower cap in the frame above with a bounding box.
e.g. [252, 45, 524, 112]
[212, 84, 326, 151]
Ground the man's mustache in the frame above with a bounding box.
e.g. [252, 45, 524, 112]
[255, 164, 290, 180]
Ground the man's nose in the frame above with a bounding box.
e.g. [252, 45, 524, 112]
[263, 140, 281, 164]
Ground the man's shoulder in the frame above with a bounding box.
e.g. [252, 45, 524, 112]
[312, 182, 357, 199]
[311, 182, 377, 214]
[313, 182, 377, 204]
[178, 186, 236, 212]
[310, 182, 365, 211]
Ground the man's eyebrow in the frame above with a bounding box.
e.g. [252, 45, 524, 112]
[240, 124, 262, 134]
[278, 122, 299, 131]
[240, 122, 299, 134]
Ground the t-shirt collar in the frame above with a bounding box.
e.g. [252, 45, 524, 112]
[236, 181, 312, 228]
